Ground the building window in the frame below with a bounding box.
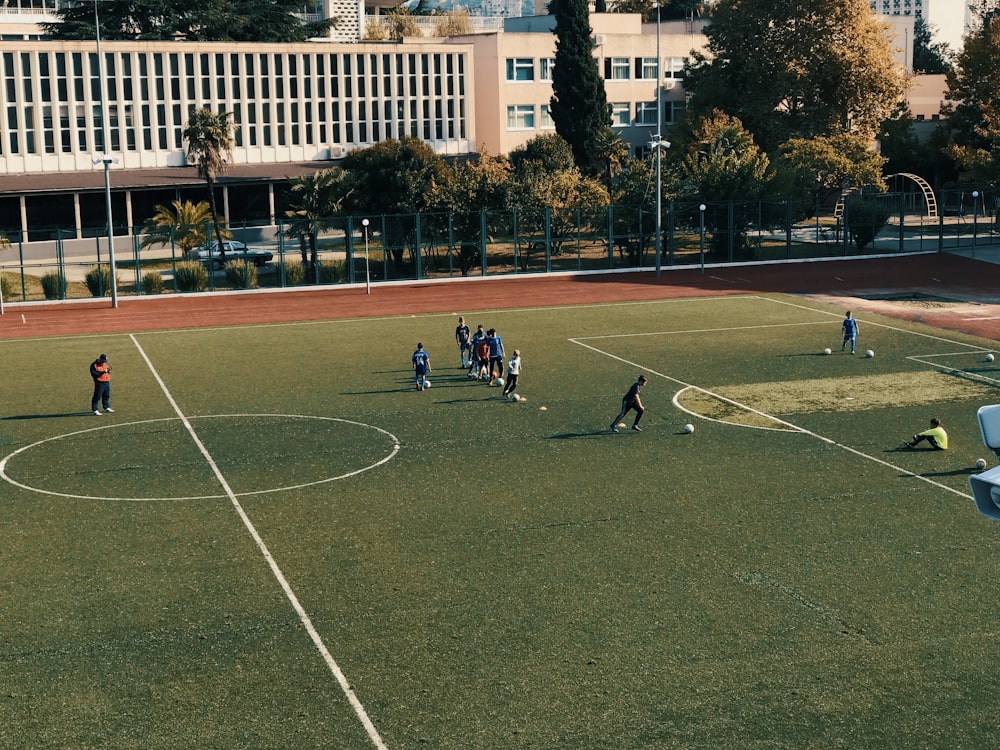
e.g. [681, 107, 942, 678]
[665, 100, 685, 124]
[665, 57, 686, 79]
[610, 102, 630, 127]
[506, 104, 535, 129]
[540, 104, 555, 129]
[638, 57, 658, 80]
[608, 57, 630, 80]
[539, 57, 555, 81]
[636, 101, 657, 125]
[505, 58, 534, 82]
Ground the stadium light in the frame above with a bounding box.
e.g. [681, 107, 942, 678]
[362, 219, 371, 294]
[94, 0, 118, 307]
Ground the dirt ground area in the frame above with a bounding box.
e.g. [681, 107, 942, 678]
[2, 252, 998, 342]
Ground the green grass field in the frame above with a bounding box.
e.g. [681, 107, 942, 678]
[2, 293, 999, 749]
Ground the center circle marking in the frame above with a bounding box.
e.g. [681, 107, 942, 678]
[0, 414, 400, 502]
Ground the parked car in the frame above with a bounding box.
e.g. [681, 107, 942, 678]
[190, 240, 274, 269]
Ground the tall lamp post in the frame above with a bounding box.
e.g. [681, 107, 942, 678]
[362, 218, 371, 294]
[94, 0, 118, 307]
[972, 190, 980, 257]
[699, 203, 706, 274]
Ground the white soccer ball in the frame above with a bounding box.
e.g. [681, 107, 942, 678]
[494, 377, 504, 387]
[865, 349, 874, 358]
[422, 378, 431, 389]
[976, 458, 988, 470]
[823, 348, 832, 355]
[509, 392, 519, 402]
[683, 423, 695, 434]
[986, 353, 995, 363]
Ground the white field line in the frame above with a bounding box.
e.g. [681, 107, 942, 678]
[569, 337, 972, 500]
[128, 333, 388, 750]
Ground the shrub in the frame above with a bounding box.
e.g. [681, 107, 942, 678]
[0, 271, 16, 299]
[844, 197, 892, 250]
[224, 259, 258, 289]
[141, 271, 164, 295]
[84, 264, 118, 297]
[318, 259, 344, 284]
[282, 258, 306, 286]
[173, 261, 209, 292]
[41, 271, 62, 300]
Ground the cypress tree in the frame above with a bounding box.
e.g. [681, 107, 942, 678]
[548, 0, 610, 177]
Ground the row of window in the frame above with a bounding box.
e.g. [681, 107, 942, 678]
[0, 48, 468, 157]
[506, 100, 685, 130]
[505, 56, 687, 83]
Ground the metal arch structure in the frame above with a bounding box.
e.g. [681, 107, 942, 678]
[834, 172, 938, 220]
[886, 172, 938, 219]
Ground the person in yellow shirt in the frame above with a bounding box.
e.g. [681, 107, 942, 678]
[905, 418, 948, 450]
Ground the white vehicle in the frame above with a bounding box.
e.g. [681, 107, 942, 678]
[190, 240, 274, 269]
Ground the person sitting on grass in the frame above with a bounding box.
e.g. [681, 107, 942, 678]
[905, 418, 948, 450]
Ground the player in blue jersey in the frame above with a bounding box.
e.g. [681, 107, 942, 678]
[468, 324, 487, 378]
[486, 328, 505, 383]
[841, 311, 859, 354]
[412, 342, 431, 391]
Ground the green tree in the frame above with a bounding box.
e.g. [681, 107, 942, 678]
[43, 0, 334, 41]
[668, 111, 774, 259]
[506, 135, 609, 270]
[684, 0, 905, 153]
[342, 137, 447, 270]
[183, 108, 236, 259]
[942, 15, 1000, 185]
[429, 151, 512, 275]
[139, 200, 230, 256]
[777, 134, 886, 203]
[548, 0, 610, 177]
[912, 17, 952, 74]
[284, 168, 354, 270]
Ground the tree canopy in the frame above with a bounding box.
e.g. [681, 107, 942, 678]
[942, 15, 1000, 185]
[684, 0, 906, 153]
[548, 0, 610, 177]
[43, 0, 335, 42]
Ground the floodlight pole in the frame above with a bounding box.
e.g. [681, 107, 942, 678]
[362, 218, 371, 294]
[654, 1, 662, 277]
[699, 203, 706, 275]
[972, 190, 979, 257]
[94, 0, 118, 307]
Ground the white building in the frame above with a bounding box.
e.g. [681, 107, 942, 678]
[870, 0, 971, 52]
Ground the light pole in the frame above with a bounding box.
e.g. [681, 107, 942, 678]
[362, 219, 371, 294]
[94, 0, 118, 307]
[699, 203, 706, 274]
[972, 190, 980, 257]
[654, 0, 662, 277]
[651, 136, 670, 276]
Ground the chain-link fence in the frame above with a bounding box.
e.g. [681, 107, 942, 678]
[1, 189, 997, 302]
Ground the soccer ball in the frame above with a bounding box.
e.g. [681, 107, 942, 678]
[494, 377, 504, 387]
[422, 378, 431, 389]
[509, 392, 520, 402]
[823, 348, 832, 355]
[986, 353, 996, 363]
[683, 423, 695, 434]
[865, 349, 874, 358]
[977, 458, 988, 470]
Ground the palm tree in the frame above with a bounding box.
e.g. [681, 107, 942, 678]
[284, 168, 353, 273]
[139, 200, 231, 257]
[183, 108, 236, 260]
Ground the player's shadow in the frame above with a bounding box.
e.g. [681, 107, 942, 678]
[549, 430, 619, 439]
[2, 412, 88, 420]
[905, 468, 982, 478]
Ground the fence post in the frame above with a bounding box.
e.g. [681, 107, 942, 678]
[607, 205, 614, 269]
[345, 216, 355, 285]
[479, 210, 487, 276]
[415, 213, 422, 280]
[544, 208, 552, 274]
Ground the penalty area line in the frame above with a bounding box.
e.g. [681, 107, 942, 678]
[570, 337, 971, 500]
[128, 333, 388, 750]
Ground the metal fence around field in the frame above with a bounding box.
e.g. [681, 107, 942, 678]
[1, 190, 998, 303]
